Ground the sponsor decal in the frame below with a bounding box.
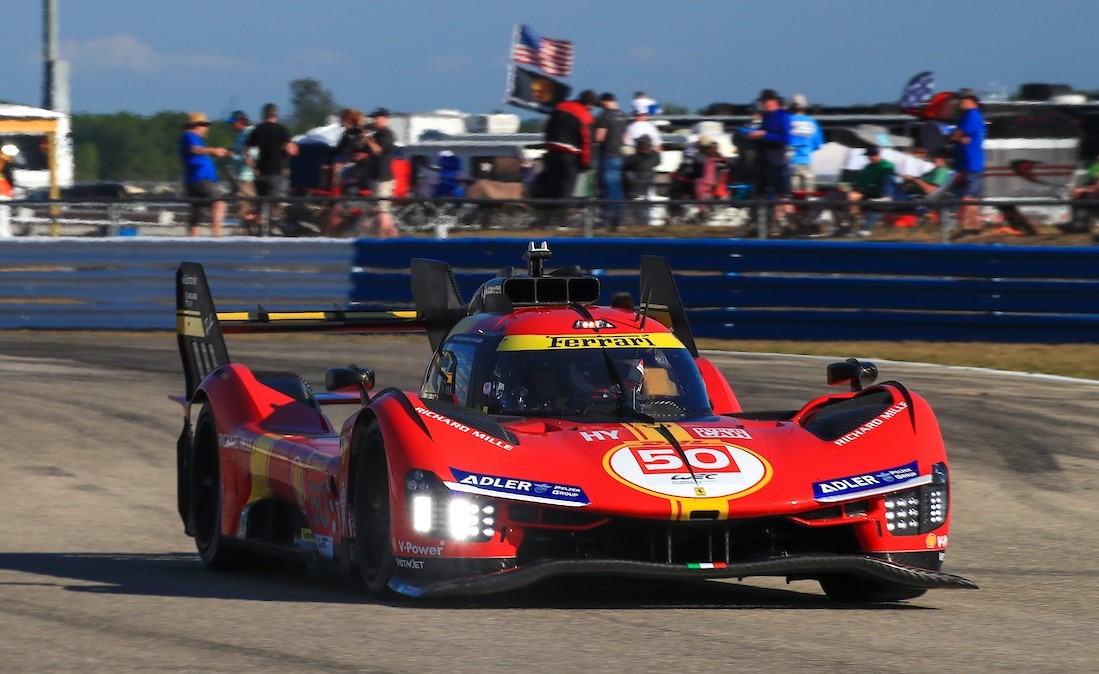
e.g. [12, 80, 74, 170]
[496, 333, 684, 351]
[218, 433, 254, 452]
[299, 528, 315, 543]
[925, 533, 948, 549]
[605, 443, 771, 499]
[316, 535, 334, 558]
[396, 539, 446, 556]
[580, 429, 620, 442]
[396, 557, 426, 570]
[690, 427, 753, 441]
[415, 407, 515, 451]
[447, 468, 590, 507]
[833, 401, 909, 446]
[813, 461, 921, 500]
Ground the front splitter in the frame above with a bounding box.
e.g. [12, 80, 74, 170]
[388, 554, 978, 598]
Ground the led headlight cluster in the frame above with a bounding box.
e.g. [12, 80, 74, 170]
[883, 462, 949, 536]
[406, 470, 497, 542]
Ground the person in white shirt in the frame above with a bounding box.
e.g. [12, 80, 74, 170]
[625, 104, 663, 152]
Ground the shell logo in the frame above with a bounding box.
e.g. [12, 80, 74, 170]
[604, 443, 772, 499]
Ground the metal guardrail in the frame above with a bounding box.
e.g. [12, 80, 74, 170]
[1, 194, 1096, 241]
[2, 237, 1098, 341]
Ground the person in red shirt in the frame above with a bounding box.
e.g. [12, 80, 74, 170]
[537, 89, 597, 201]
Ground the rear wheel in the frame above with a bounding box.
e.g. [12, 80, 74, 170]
[191, 407, 251, 570]
[353, 427, 394, 594]
[818, 574, 928, 603]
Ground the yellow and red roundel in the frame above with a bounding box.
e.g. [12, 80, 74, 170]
[604, 442, 772, 499]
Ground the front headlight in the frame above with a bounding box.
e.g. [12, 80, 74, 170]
[883, 462, 949, 536]
[405, 470, 497, 542]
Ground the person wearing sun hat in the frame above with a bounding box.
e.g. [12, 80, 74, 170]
[179, 111, 231, 236]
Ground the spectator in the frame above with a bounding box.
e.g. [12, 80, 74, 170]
[694, 137, 725, 200]
[226, 110, 258, 234]
[244, 103, 298, 232]
[178, 111, 231, 237]
[536, 89, 597, 204]
[623, 135, 660, 225]
[787, 94, 824, 193]
[358, 107, 399, 238]
[1070, 154, 1099, 200]
[594, 92, 629, 229]
[949, 88, 986, 236]
[632, 91, 660, 116]
[331, 108, 366, 192]
[0, 145, 15, 238]
[0, 145, 15, 198]
[900, 149, 953, 198]
[747, 89, 792, 228]
[625, 103, 663, 151]
[846, 145, 897, 235]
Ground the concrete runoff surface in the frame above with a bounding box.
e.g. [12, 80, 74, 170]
[0, 331, 1097, 673]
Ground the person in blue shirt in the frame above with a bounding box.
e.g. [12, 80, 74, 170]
[787, 94, 825, 193]
[950, 88, 986, 235]
[747, 88, 792, 230]
[179, 111, 230, 237]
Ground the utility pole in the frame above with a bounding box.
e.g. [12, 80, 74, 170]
[43, 0, 70, 113]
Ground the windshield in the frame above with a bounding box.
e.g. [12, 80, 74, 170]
[485, 345, 712, 421]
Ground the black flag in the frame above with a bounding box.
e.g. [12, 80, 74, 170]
[506, 65, 571, 113]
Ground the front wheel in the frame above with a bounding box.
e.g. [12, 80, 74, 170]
[353, 427, 394, 594]
[818, 574, 928, 603]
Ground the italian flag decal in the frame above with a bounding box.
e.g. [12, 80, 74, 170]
[687, 562, 728, 570]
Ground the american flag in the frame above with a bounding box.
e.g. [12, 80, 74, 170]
[901, 71, 935, 110]
[511, 24, 574, 78]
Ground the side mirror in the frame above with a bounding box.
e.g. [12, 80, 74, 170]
[326, 364, 376, 403]
[827, 358, 878, 392]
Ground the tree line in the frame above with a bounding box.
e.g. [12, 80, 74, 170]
[70, 78, 337, 182]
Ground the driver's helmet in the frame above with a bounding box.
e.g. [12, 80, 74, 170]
[488, 353, 557, 413]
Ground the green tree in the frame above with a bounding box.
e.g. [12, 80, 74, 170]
[73, 142, 100, 180]
[661, 102, 690, 116]
[288, 77, 338, 131]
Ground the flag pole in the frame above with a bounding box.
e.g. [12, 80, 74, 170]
[504, 23, 521, 108]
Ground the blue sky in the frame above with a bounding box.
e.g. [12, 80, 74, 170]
[5, 0, 1095, 118]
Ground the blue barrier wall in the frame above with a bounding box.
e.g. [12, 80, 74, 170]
[1, 237, 1097, 342]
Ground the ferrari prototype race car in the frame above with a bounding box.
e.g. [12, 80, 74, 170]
[173, 242, 977, 601]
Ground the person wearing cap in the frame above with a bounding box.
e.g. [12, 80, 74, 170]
[787, 93, 824, 193]
[178, 111, 231, 237]
[356, 107, 398, 238]
[949, 88, 986, 235]
[747, 88, 792, 230]
[846, 145, 897, 235]
[226, 110, 258, 233]
[593, 92, 629, 229]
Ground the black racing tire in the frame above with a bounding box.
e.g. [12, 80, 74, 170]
[818, 574, 928, 603]
[191, 406, 252, 571]
[353, 426, 395, 595]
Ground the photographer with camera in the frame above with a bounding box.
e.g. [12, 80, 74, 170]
[354, 108, 398, 238]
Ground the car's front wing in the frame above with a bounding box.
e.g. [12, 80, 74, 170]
[387, 554, 978, 598]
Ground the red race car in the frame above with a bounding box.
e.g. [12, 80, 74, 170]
[173, 242, 976, 602]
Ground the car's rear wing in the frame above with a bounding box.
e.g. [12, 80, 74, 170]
[175, 261, 464, 400]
